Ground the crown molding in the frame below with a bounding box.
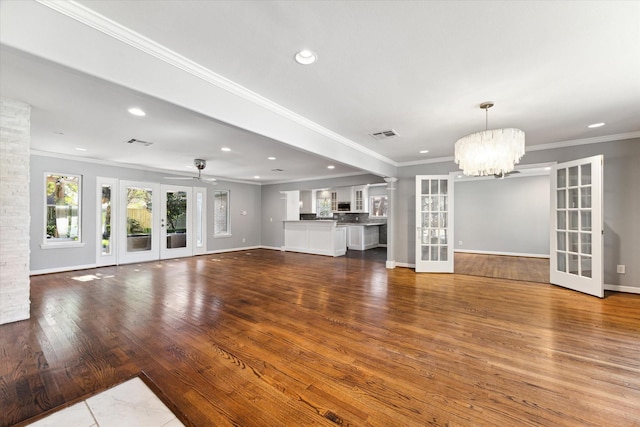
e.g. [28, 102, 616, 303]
[525, 131, 640, 152]
[36, 0, 397, 168]
[397, 131, 640, 168]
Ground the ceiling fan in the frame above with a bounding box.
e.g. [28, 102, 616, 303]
[165, 159, 217, 184]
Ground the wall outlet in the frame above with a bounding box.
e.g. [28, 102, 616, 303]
[458, 240, 463, 246]
[617, 265, 626, 274]
[242, 238, 246, 243]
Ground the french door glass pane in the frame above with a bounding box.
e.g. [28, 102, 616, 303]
[569, 166, 579, 186]
[569, 211, 579, 230]
[568, 253, 579, 275]
[557, 232, 566, 251]
[581, 164, 592, 185]
[581, 211, 592, 231]
[196, 192, 204, 247]
[430, 180, 439, 194]
[581, 187, 592, 208]
[439, 246, 448, 261]
[440, 179, 448, 195]
[557, 211, 566, 230]
[557, 190, 566, 208]
[101, 184, 112, 255]
[126, 187, 152, 253]
[569, 232, 579, 252]
[581, 233, 592, 254]
[581, 256, 592, 278]
[569, 188, 579, 208]
[557, 252, 566, 272]
[166, 190, 187, 249]
[557, 169, 567, 188]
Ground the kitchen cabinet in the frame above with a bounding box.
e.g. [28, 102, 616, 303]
[347, 224, 381, 250]
[351, 185, 368, 212]
[283, 220, 346, 257]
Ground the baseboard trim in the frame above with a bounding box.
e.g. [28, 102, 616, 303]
[205, 245, 261, 254]
[605, 284, 640, 294]
[30, 263, 98, 276]
[455, 249, 550, 259]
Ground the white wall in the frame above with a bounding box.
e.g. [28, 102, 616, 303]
[455, 175, 550, 256]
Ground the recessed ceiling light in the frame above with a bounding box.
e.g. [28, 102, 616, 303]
[588, 122, 605, 128]
[295, 49, 317, 65]
[268, 156, 276, 160]
[254, 175, 260, 179]
[128, 107, 146, 117]
[419, 149, 429, 154]
[221, 147, 231, 152]
[327, 165, 335, 169]
[75, 147, 87, 151]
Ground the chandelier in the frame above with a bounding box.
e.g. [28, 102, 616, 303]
[454, 102, 525, 176]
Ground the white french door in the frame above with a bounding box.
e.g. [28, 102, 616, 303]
[415, 175, 454, 273]
[550, 155, 603, 297]
[119, 180, 160, 264]
[160, 185, 193, 259]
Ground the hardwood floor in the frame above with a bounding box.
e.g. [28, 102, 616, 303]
[1, 249, 639, 426]
[455, 252, 550, 283]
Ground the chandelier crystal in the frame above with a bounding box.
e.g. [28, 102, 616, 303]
[454, 103, 525, 176]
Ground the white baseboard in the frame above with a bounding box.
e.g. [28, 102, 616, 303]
[455, 249, 550, 259]
[30, 263, 98, 276]
[605, 284, 640, 294]
[205, 245, 261, 254]
[396, 262, 415, 269]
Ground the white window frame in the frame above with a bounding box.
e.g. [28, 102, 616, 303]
[42, 172, 85, 248]
[213, 189, 231, 237]
[369, 195, 388, 218]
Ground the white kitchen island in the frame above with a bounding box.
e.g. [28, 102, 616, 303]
[283, 220, 346, 257]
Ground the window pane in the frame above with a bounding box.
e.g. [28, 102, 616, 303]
[569, 211, 579, 230]
[369, 195, 387, 217]
[430, 180, 439, 195]
[421, 180, 430, 195]
[440, 180, 448, 195]
[126, 187, 152, 252]
[421, 246, 430, 261]
[581, 164, 592, 185]
[166, 191, 187, 249]
[46, 174, 81, 242]
[581, 211, 592, 231]
[568, 253, 579, 275]
[569, 188, 579, 209]
[196, 192, 204, 247]
[557, 189, 566, 209]
[439, 246, 448, 261]
[569, 232, 579, 253]
[557, 169, 567, 188]
[100, 184, 112, 255]
[569, 166, 579, 187]
[214, 190, 230, 235]
[557, 231, 566, 251]
[557, 211, 566, 230]
[557, 252, 566, 272]
[581, 233, 592, 255]
[581, 187, 591, 208]
[581, 256, 592, 278]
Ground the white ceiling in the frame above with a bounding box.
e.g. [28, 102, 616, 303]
[1, 1, 639, 183]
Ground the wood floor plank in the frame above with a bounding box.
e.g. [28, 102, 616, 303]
[1, 249, 639, 426]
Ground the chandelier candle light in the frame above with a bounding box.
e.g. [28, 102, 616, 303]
[454, 102, 525, 176]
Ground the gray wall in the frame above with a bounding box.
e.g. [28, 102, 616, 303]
[30, 154, 261, 271]
[261, 174, 385, 249]
[394, 138, 640, 289]
[455, 174, 550, 256]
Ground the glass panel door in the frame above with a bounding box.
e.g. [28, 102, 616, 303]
[160, 185, 193, 259]
[550, 155, 603, 297]
[96, 177, 118, 266]
[118, 181, 159, 264]
[415, 175, 454, 273]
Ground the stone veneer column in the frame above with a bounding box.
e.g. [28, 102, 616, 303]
[384, 177, 398, 269]
[0, 98, 31, 324]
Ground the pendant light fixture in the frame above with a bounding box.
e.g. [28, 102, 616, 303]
[454, 102, 525, 176]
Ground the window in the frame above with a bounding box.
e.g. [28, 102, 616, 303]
[213, 190, 230, 236]
[316, 190, 332, 218]
[44, 173, 82, 245]
[369, 195, 388, 218]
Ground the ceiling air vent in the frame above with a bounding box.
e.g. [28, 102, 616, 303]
[271, 168, 284, 172]
[126, 138, 154, 147]
[369, 129, 398, 140]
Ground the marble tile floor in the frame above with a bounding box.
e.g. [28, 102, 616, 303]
[25, 377, 184, 427]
